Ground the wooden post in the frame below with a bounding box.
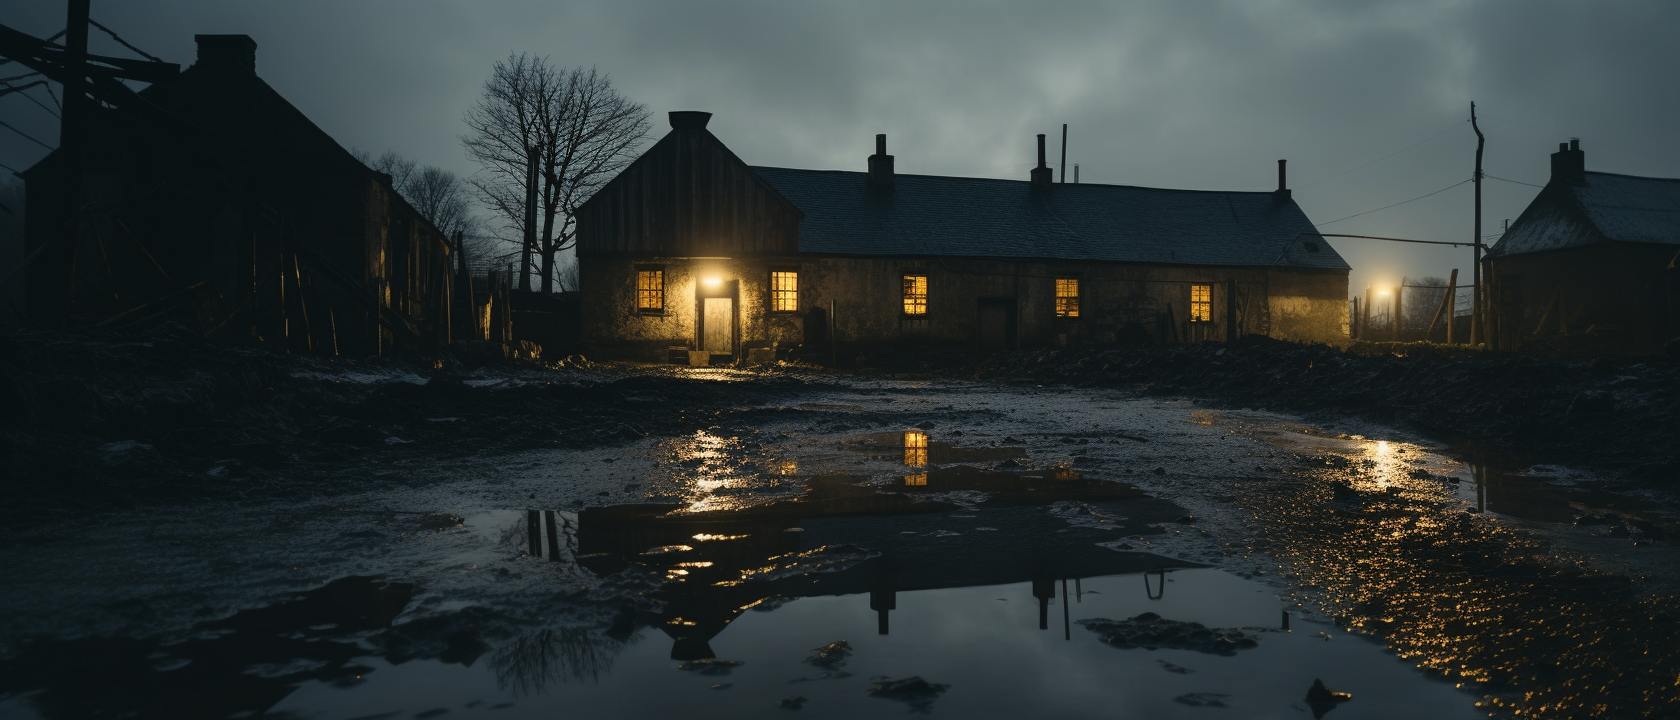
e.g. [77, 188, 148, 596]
[1426, 269, 1457, 342]
[1393, 278, 1405, 341]
[1446, 270, 1458, 344]
[829, 298, 837, 368]
[1225, 279, 1238, 343]
[1362, 286, 1372, 341]
[1351, 297, 1360, 339]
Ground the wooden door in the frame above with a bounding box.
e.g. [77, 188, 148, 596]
[703, 297, 734, 354]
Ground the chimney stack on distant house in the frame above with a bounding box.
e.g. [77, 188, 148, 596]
[1550, 137, 1585, 185]
[194, 35, 256, 74]
[869, 133, 894, 187]
[1031, 134, 1053, 187]
[668, 111, 712, 130]
[1275, 159, 1291, 200]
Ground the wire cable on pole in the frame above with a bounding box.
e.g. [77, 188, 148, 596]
[1301, 119, 1468, 190]
[1485, 173, 1544, 189]
[1317, 178, 1472, 226]
[1, 80, 62, 119]
[0, 159, 22, 174]
[88, 18, 166, 63]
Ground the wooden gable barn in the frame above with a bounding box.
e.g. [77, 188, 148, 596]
[576, 112, 1350, 363]
[20, 35, 458, 355]
[1485, 140, 1680, 356]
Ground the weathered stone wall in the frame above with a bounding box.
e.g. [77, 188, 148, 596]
[583, 254, 1348, 359]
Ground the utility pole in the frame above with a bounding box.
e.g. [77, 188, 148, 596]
[1470, 102, 1485, 346]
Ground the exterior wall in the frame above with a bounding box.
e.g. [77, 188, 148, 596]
[1488, 243, 1679, 355]
[582, 253, 1349, 359]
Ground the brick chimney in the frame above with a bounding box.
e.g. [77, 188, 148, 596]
[194, 35, 256, 74]
[668, 111, 712, 131]
[1275, 159, 1291, 200]
[868, 133, 894, 187]
[1550, 138, 1585, 185]
[1030, 134, 1053, 187]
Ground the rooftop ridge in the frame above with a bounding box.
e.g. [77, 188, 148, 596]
[750, 166, 1286, 196]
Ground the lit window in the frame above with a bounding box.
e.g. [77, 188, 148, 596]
[903, 430, 928, 467]
[1055, 277, 1080, 318]
[770, 271, 798, 313]
[902, 274, 927, 315]
[1190, 284, 1211, 322]
[636, 269, 664, 312]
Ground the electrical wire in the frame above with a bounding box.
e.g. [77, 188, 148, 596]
[1300, 119, 1468, 190]
[88, 18, 166, 63]
[0, 118, 54, 150]
[1, 81, 62, 119]
[1485, 173, 1544, 189]
[1317, 178, 1471, 226]
[0, 71, 44, 83]
[0, 159, 21, 174]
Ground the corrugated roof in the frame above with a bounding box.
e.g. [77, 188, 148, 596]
[749, 167, 1348, 270]
[1490, 171, 1680, 256]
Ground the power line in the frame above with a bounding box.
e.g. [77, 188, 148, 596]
[1485, 173, 1544, 189]
[1306, 232, 1476, 248]
[2, 80, 62, 119]
[1317, 178, 1472, 226]
[1300, 118, 1468, 190]
[88, 18, 165, 63]
[0, 159, 21, 174]
[0, 118, 54, 150]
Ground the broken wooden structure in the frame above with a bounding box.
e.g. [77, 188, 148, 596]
[12, 30, 466, 355]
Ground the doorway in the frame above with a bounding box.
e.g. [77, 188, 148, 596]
[702, 297, 734, 354]
[977, 297, 1016, 351]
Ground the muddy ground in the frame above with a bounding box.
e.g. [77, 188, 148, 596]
[3, 328, 1676, 513]
[2, 327, 1679, 719]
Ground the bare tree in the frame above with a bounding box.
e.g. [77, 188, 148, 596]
[462, 56, 650, 293]
[354, 148, 495, 272]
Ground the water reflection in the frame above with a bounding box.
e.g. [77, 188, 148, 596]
[531, 451, 1191, 671]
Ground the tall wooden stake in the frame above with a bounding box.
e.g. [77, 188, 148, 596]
[1060, 124, 1068, 184]
[1470, 102, 1485, 346]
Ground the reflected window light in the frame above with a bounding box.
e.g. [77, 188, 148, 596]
[903, 430, 928, 467]
[1053, 465, 1081, 481]
[905, 473, 928, 486]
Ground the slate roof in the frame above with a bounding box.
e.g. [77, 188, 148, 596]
[1489, 171, 1680, 256]
[748, 167, 1348, 270]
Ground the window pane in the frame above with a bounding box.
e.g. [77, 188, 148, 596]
[1190, 284, 1211, 322]
[771, 271, 798, 312]
[637, 270, 664, 311]
[902, 274, 927, 315]
[1055, 277, 1079, 318]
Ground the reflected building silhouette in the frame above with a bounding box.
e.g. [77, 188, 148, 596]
[529, 436, 1196, 663]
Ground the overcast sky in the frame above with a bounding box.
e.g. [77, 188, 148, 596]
[5, 0, 1680, 298]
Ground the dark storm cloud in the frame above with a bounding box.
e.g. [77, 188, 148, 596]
[4, 0, 1678, 290]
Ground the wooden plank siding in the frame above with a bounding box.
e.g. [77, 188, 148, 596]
[576, 127, 802, 257]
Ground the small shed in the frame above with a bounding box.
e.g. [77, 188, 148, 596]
[1486, 140, 1680, 355]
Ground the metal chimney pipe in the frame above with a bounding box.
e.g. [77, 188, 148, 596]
[1037, 134, 1047, 168]
[1277, 159, 1287, 192]
[876, 133, 886, 156]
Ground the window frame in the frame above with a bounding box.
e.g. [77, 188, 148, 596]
[634, 266, 666, 315]
[1054, 277, 1081, 318]
[1189, 283, 1212, 322]
[902, 274, 928, 316]
[768, 268, 799, 314]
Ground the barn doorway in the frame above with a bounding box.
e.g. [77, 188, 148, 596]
[977, 297, 1016, 351]
[702, 297, 734, 355]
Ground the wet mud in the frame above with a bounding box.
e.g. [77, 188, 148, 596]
[3, 328, 1679, 718]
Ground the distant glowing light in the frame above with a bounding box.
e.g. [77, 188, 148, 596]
[692, 533, 748, 542]
[702, 276, 723, 287]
